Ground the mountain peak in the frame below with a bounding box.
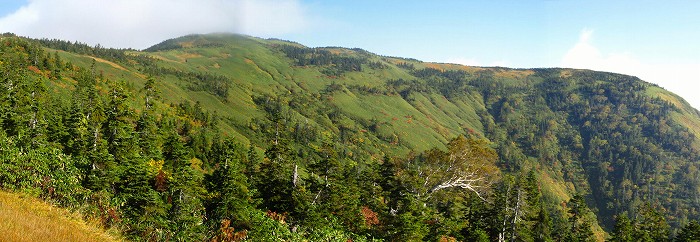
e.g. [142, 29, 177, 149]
[144, 32, 253, 52]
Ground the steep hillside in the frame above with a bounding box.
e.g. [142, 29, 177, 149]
[2, 32, 700, 240]
[140, 34, 700, 228]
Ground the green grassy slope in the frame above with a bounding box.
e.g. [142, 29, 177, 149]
[134, 34, 490, 153]
[647, 85, 700, 149]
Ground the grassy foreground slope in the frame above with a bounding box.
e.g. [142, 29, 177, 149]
[0, 191, 121, 242]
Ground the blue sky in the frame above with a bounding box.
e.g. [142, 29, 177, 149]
[1, 0, 699, 109]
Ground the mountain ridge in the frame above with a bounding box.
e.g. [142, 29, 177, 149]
[2, 32, 700, 240]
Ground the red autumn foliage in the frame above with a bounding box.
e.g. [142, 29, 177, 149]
[439, 236, 458, 242]
[360, 206, 379, 227]
[211, 219, 248, 242]
[266, 210, 287, 224]
[154, 170, 168, 192]
[27, 65, 41, 74]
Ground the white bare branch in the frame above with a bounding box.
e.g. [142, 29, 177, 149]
[429, 172, 488, 200]
[404, 136, 499, 202]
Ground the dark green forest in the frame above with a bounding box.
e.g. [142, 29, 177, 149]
[2, 32, 700, 241]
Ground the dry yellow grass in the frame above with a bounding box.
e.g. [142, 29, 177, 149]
[559, 69, 573, 78]
[423, 63, 445, 71]
[0, 191, 122, 242]
[179, 41, 194, 48]
[90, 57, 128, 71]
[146, 54, 180, 63]
[450, 64, 483, 73]
[492, 69, 534, 79]
[176, 52, 203, 61]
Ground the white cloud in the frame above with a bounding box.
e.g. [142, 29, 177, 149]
[562, 29, 642, 75]
[561, 29, 700, 110]
[0, 0, 308, 49]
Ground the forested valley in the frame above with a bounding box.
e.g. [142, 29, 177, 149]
[2, 33, 700, 241]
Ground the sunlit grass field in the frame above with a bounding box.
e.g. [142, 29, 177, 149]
[0, 191, 121, 242]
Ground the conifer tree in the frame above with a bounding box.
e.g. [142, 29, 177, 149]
[44, 98, 70, 149]
[52, 51, 63, 78]
[164, 132, 206, 240]
[207, 138, 256, 229]
[634, 203, 670, 242]
[491, 175, 520, 242]
[611, 214, 633, 242]
[136, 77, 162, 160]
[523, 171, 553, 242]
[105, 80, 139, 162]
[533, 204, 553, 242]
[258, 135, 297, 213]
[117, 153, 167, 240]
[566, 194, 595, 242]
[388, 192, 430, 241]
[676, 220, 700, 242]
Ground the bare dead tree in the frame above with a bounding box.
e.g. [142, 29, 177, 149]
[405, 136, 500, 201]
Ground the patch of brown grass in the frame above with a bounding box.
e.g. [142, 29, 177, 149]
[560, 69, 573, 78]
[423, 63, 445, 71]
[91, 57, 127, 71]
[179, 41, 194, 48]
[655, 91, 684, 109]
[450, 64, 483, 72]
[493, 69, 534, 79]
[0, 191, 121, 242]
[177, 52, 202, 59]
[148, 54, 179, 63]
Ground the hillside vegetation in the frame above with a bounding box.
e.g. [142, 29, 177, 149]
[2, 32, 700, 241]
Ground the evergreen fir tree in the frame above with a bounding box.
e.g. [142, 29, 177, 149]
[634, 203, 670, 242]
[207, 138, 257, 229]
[164, 132, 206, 240]
[676, 220, 700, 242]
[566, 194, 595, 242]
[611, 214, 633, 242]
